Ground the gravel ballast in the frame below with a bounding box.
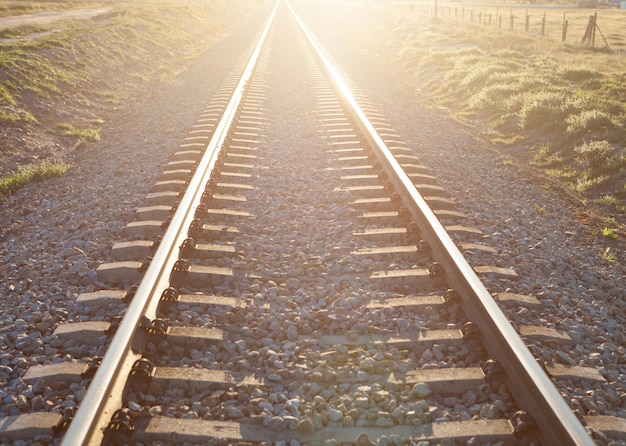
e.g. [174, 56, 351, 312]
[0, 1, 625, 444]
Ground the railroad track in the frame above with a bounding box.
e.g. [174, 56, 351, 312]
[2, 1, 623, 445]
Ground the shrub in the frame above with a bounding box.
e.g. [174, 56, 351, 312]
[518, 92, 569, 132]
[574, 140, 616, 171]
[468, 83, 520, 115]
[574, 174, 610, 192]
[566, 110, 618, 136]
[532, 144, 564, 168]
[457, 59, 521, 92]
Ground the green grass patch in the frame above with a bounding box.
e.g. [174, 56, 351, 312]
[600, 247, 617, 264]
[0, 160, 69, 200]
[0, 108, 35, 124]
[0, 83, 15, 105]
[55, 123, 100, 142]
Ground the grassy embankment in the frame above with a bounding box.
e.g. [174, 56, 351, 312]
[0, 0, 256, 201]
[440, 10, 626, 220]
[341, 3, 626, 234]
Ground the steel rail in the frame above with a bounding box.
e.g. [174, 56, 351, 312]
[60, 2, 280, 445]
[287, 2, 594, 444]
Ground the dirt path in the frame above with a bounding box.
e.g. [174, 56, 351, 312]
[0, 7, 110, 29]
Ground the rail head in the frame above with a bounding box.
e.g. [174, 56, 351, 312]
[286, 2, 594, 445]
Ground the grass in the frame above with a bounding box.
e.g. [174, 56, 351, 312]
[0, 161, 69, 202]
[0, 2, 107, 18]
[56, 123, 100, 142]
[600, 247, 617, 264]
[602, 227, 619, 239]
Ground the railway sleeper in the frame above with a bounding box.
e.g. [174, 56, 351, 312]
[159, 168, 193, 181]
[335, 184, 388, 199]
[136, 204, 173, 221]
[145, 191, 180, 206]
[350, 197, 399, 213]
[125, 220, 169, 238]
[353, 227, 411, 243]
[30, 413, 626, 445]
[151, 179, 187, 193]
[202, 193, 247, 209]
[328, 147, 369, 157]
[96, 260, 145, 284]
[75, 290, 237, 312]
[75, 289, 130, 309]
[218, 171, 253, 181]
[111, 240, 156, 261]
[327, 134, 360, 144]
[407, 172, 438, 185]
[211, 181, 255, 193]
[351, 244, 432, 262]
[220, 161, 257, 173]
[224, 152, 259, 163]
[327, 140, 363, 152]
[227, 147, 259, 157]
[115, 418, 515, 445]
[337, 155, 370, 166]
[395, 162, 431, 176]
[165, 159, 198, 171]
[170, 149, 203, 162]
[187, 128, 213, 137]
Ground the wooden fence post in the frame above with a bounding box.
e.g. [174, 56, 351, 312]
[592, 12, 597, 46]
[525, 11, 530, 32]
[582, 14, 596, 46]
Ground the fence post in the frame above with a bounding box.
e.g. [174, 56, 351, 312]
[592, 12, 597, 46]
[582, 14, 597, 46]
[562, 19, 568, 41]
[525, 11, 530, 32]
[541, 11, 546, 35]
